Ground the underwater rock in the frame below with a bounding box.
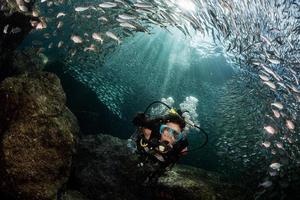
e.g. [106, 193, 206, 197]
[71, 134, 248, 200]
[0, 0, 40, 81]
[71, 134, 143, 200]
[11, 48, 48, 74]
[60, 190, 89, 200]
[0, 72, 79, 200]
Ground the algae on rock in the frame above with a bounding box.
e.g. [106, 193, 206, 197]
[0, 72, 79, 200]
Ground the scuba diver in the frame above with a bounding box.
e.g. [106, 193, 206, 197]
[132, 110, 188, 166]
[130, 101, 208, 183]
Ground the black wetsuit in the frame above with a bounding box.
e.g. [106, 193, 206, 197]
[133, 115, 189, 168]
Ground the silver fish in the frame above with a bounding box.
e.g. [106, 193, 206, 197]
[11, 27, 21, 34]
[57, 21, 63, 29]
[99, 2, 117, 8]
[263, 81, 276, 90]
[271, 102, 283, 110]
[106, 31, 121, 44]
[57, 12, 66, 18]
[268, 58, 281, 64]
[119, 22, 136, 29]
[134, 3, 153, 8]
[259, 180, 272, 188]
[58, 41, 63, 48]
[98, 16, 108, 22]
[286, 120, 295, 130]
[92, 33, 104, 44]
[3, 24, 9, 34]
[262, 141, 271, 148]
[264, 125, 276, 135]
[259, 74, 269, 81]
[118, 14, 137, 20]
[71, 35, 83, 43]
[270, 162, 281, 170]
[75, 7, 90, 12]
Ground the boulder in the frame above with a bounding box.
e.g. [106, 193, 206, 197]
[0, 72, 79, 200]
[71, 134, 248, 200]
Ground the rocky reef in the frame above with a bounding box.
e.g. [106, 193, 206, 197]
[70, 134, 250, 200]
[0, 72, 79, 200]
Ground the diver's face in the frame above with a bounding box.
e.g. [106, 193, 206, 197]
[160, 122, 182, 145]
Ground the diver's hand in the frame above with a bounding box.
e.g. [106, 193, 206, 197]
[132, 112, 147, 127]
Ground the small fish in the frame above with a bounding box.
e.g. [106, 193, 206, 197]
[292, 74, 299, 85]
[3, 24, 9, 34]
[295, 95, 300, 102]
[120, 22, 136, 29]
[84, 44, 97, 52]
[48, 42, 53, 48]
[106, 31, 121, 44]
[275, 142, 283, 149]
[75, 7, 90, 12]
[262, 141, 271, 148]
[116, 18, 127, 23]
[272, 109, 280, 118]
[92, 32, 104, 43]
[271, 102, 283, 110]
[263, 81, 276, 90]
[261, 65, 282, 81]
[259, 180, 272, 188]
[57, 12, 66, 18]
[99, 2, 117, 8]
[287, 136, 294, 144]
[269, 162, 281, 170]
[264, 125, 276, 135]
[286, 120, 295, 130]
[70, 49, 77, 57]
[57, 41, 63, 48]
[43, 33, 50, 38]
[261, 35, 272, 46]
[11, 27, 21, 34]
[134, 3, 152, 8]
[269, 171, 277, 176]
[118, 14, 136, 20]
[71, 35, 83, 43]
[289, 85, 300, 93]
[57, 21, 63, 29]
[277, 82, 287, 89]
[259, 74, 269, 81]
[98, 16, 108, 22]
[268, 58, 281, 64]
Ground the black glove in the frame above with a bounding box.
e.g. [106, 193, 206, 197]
[132, 112, 148, 127]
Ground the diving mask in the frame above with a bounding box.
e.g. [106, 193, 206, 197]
[159, 124, 184, 142]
